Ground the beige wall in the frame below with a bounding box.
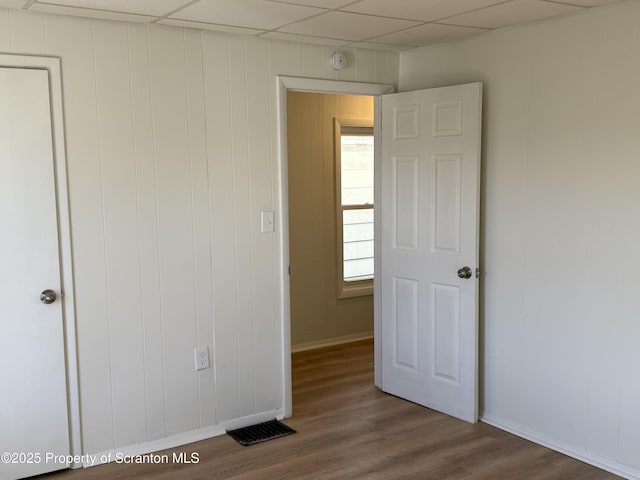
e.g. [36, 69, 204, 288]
[399, 0, 640, 476]
[287, 92, 374, 349]
[0, 7, 399, 457]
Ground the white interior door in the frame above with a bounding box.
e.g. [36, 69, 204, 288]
[379, 83, 482, 423]
[0, 67, 70, 479]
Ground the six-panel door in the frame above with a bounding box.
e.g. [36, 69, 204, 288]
[380, 83, 482, 423]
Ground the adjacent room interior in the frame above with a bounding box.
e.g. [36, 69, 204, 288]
[287, 91, 375, 356]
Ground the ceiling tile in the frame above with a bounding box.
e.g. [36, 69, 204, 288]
[158, 18, 266, 35]
[0, 0, 27, 8]
[30, 2, 153, 22]
[279, 11, 421, 41]
[547, 0, 620, 5]
[342, 0, 507, 22]
[262, 31, 349, 46]
[370, 23, 486, 47]
[33, 0, 192, 16]
[171, 0, 324, 31]
[443, 0, 583, 29]
[348, 41, 413, 51]
[265, 0, 358, 8]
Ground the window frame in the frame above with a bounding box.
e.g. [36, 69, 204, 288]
[334, 118, 375, 299]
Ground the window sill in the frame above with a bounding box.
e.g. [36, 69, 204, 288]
[338, 281, 373, 299]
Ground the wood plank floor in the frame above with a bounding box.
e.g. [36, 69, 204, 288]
[44, 339, 618, 479]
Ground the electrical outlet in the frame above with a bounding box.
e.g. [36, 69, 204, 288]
[194, 347, 210, 371]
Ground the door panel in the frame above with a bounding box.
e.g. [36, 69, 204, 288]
[433, 154, 462, 254]
[0, 67, 70, 479]
[433, 283, 461, 383]
[380, 83, 482, 423]
[392, 156, 419, 249]
[393, 276, 419, 369]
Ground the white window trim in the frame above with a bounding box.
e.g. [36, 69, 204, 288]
[334, 118, 374, 299]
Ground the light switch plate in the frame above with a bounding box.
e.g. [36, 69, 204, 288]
[261, 211, 274, 233]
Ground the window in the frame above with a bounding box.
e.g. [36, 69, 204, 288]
[335, 119, 374, 298]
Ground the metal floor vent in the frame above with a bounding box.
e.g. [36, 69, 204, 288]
[227, 419, 296, 446]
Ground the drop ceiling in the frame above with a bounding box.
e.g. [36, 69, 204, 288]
[2, 0, 622, 50]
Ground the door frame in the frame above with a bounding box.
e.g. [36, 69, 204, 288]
[0, 54, 82, 466]
[275, 76, 394, 417]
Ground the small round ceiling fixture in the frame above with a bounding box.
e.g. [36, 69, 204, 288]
[329, 52, 348, 71]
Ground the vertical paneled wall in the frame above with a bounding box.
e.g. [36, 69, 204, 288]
[0, 7, 398, 456]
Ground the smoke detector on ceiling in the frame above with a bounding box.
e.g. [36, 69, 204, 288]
[329, 52, 348, 71]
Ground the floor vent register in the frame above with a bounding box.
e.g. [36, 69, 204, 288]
[226, 419, 296, 446]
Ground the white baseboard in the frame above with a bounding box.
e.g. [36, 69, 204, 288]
[291, 331, 373, 353]
[83, 409, 282, 468]
[481, 413, 640, 480]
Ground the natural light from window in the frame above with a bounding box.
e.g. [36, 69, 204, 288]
[341, 134, 374, 283]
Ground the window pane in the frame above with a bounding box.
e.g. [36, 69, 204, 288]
[344, 258, 374, 282]
[344, 240, 373, 260]
[343, 222, 373, 242]
[343, 208, 373, 224]
[341, 135, 374, 206]
[343, 207, 374, 282]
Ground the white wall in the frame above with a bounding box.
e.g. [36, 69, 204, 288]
[0, 7, 398, 457]
[400, 1, 640, 477]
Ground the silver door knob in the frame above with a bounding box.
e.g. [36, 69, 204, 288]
[457, 267, 472, 279]
[40, 289, 57, 304]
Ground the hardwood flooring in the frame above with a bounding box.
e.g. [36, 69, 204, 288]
[43, 340, 618, 479]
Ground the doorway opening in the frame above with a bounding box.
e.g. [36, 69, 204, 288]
[286, 91, 375, 413]
[275, 76, 394, 418]
[287, 92, 375, 351]
[277, 77, 482, 423]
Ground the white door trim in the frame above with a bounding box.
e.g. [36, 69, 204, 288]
[275, 76, 394, 417]
[0, 54, 81, 467]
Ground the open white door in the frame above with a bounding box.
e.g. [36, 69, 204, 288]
[379, 83, 482, 423]
[0, 67, 70, 478]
